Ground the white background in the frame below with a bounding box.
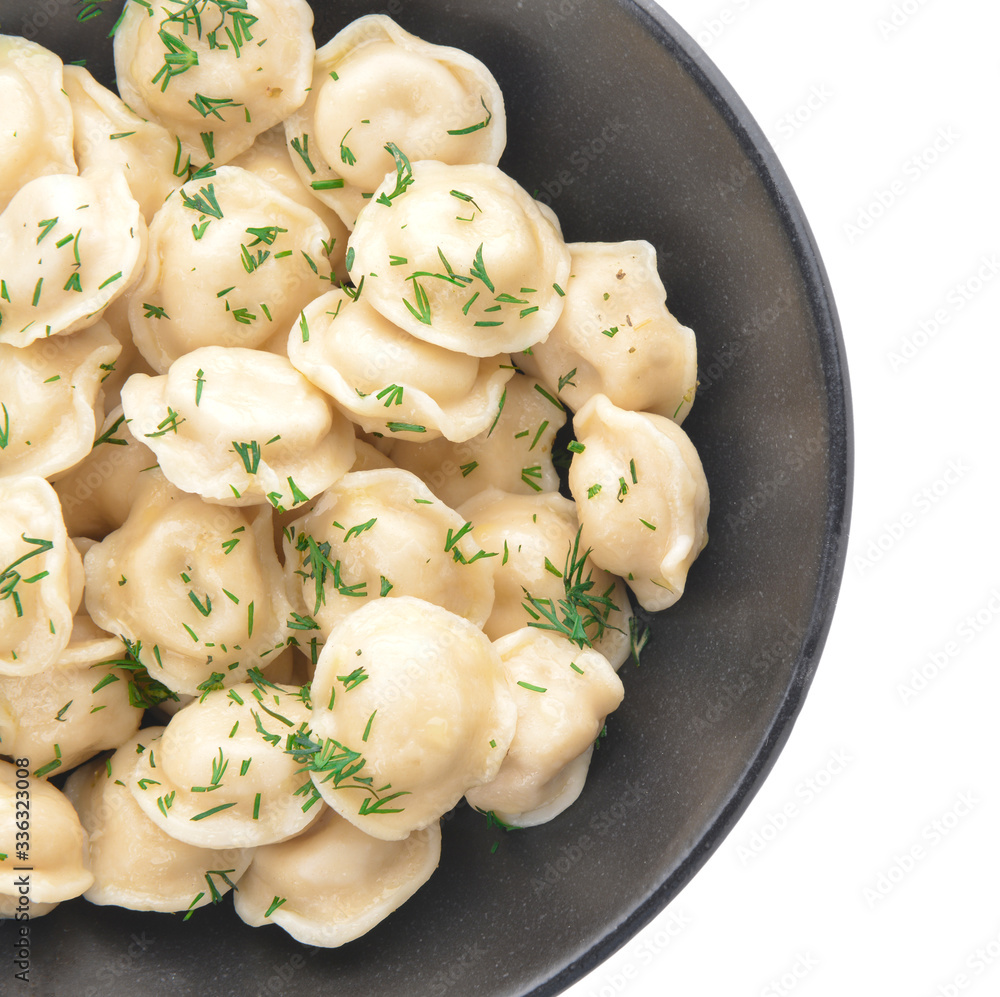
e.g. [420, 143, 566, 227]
[567, 0, 1000, 995]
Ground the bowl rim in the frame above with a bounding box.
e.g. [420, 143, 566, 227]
[2, 0, 852, 990]
[529, 3, 854, 993]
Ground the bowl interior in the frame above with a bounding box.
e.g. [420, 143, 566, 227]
[13, 1, 851, 994]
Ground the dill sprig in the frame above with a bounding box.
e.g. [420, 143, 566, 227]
[476, 807, 521, 831]
[521, 528, 622, 649]
[447, 96, 493, 136]
[283, 725, 409, 816]
[1, 535, 54, 619]
[294, 533, 367, 613]
[375, 142, 414, 206]
[95, 637, 180, 710]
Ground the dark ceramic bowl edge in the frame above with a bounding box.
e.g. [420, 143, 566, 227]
[528, 4, 854, 994]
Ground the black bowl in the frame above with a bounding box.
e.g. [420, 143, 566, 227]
[6, 0, 851, 993]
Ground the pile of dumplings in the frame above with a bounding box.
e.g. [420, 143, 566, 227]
[0, 1, 709, 945]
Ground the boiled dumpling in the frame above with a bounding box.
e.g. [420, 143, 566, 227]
[516, 240, 698, 422]
[127, 165, 332, 372]
[1, 476, 84, 677]
[121, 347, 356, 511]
[567, 393, 709, 611]
[64, 728, 253, 913]
[287, 287, 513, 444]
[466, 629, 623, 826]
[0, 35, 77, 211]
[63, 64, 181, 223]
[282, 468, 495, 634]
[0, 171, 145, 349]
[113, 0, 316, 165]
[388, 371, 566, 508]
[52, 405, 157, 540]
[457, 488, 633, 669]
[283, 14, 505, 228]
[234, 807, 440, 946]
[348, 160, 570, 357]
[83, 471, 291, 695]
[127, 681, 318, 848]
[306, 597, 516, 840]
[0, 322, 121, 480]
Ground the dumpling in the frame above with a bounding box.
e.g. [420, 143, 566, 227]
[516, 241, 698, 422]
[465, 629, 624, 827]
[388, 371, 567, 508]
[306, 597, 516, 840]
[567, 393, 709, 611]
[0, 35, 77, 212]
[287, 287, 513, 443]
[0, 626, 143, 777]
[348, 160, 571, 357]
[0, 760, 93, 916]
[457, 488, 633, 669]
[230, 125, 350, 280]
[113, 0, 316, 165]
[283, 14, 505, 228]
[127, 165, 332, 372]
[121, 347, 356, 511]
[0, 171, 146, 349]
[52, 404, 157, 540]
[350, 438, 396, 473]
[1, 476, 84, 677]
[127, 682, 317, 849]
[64, 728, 253, 913]
[63, 64, 182, 224]
[83, 471, 292, 696]
[282, 468, 495, 634]
[0, 321, 121, 481]
[234, 807, 440, 947]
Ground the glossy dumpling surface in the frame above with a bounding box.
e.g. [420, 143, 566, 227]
[83, 472, 291, 695]
[568, 393, 709, 611]
[348, 160, 570, 357]
[283, 15, 505, 227]
[234, 807, 440, 946]
[64, 728, 253, 912]
[113, 0, 315, 165]
[121, 346, 356, 511]
[307, 597, 516, 840]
